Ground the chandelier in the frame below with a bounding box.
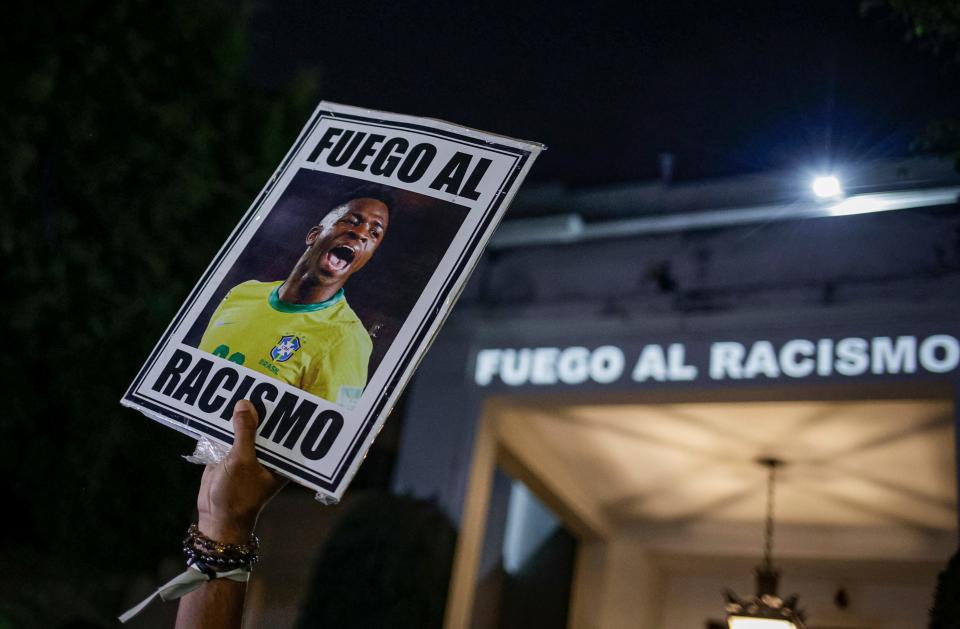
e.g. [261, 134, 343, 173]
[723, 457, 806, 629]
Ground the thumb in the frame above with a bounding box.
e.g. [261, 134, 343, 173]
[231, 400, 259, 458]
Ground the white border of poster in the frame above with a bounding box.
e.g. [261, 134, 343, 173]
[122, 102, 541, 501]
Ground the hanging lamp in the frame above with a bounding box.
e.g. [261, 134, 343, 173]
[723, 457, 806, 629]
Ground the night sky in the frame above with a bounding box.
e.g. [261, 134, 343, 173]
[248, 1, 958, 186]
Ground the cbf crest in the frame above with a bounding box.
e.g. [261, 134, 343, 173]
[270, 335, 301, 362]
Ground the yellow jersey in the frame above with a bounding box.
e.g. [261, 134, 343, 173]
[198, 280, 371, 407]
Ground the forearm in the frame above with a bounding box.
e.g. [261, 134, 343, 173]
[175, 578, 247, 629]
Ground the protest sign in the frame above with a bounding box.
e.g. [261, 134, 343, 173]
[122, 102, 542, 501]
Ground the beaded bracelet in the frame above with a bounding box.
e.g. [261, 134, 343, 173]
[182, 523, 260, 571]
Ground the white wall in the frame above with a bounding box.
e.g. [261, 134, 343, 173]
[567, 526, 946, 629]
[570, 537, 665, 629]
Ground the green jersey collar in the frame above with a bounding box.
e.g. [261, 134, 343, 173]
[269, 284, 344, 313]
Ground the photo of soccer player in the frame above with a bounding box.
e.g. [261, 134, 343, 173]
[183, 170, 470, 408]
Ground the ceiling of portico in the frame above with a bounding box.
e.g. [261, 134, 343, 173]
[494, 399, 956, 534]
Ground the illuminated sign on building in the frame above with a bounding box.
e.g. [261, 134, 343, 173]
[474, 334, 960, 387]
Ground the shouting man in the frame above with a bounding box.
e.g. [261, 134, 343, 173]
[199, 186, 391, 407]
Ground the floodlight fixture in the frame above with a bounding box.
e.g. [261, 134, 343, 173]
[811, 175, 843, 199]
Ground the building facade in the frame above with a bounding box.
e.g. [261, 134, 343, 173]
[394, 158, 960, 628]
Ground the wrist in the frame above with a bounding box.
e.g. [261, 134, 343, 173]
[197, 514, 257, 546]
[183, 523, 260, 577]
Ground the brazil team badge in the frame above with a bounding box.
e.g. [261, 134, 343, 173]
[271, 335, 301, 362]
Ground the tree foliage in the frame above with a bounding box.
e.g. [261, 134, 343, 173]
[865, 0, 960, 63]
[930, 548, 960, 628]
[864, 0, 960, 166]
[0, 0, 316, 622]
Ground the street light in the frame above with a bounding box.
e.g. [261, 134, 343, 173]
[811, 175, 843, 199]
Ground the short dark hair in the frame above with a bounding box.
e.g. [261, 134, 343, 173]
[333, 183, 395, 214]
